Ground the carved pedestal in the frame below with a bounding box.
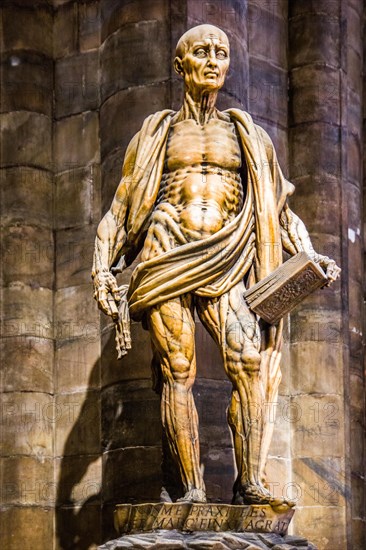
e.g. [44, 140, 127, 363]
[98, 503, 317, 550]
[114, 503, 294, 535]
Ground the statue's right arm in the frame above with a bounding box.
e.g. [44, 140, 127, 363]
[92, 132, 139, 318]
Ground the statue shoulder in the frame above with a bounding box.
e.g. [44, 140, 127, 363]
[224, 108, 271, 145]
[140, 109, 175, 135]
[224, 108, 254, 127]
[216, 110, 232, 123]
[225, 108, 275, 150]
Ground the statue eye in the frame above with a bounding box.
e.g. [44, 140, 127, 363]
[194, 48, 207, 58]
[216, 50, 228, 59]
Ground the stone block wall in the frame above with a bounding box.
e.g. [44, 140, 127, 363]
[0, 1, 365, 549]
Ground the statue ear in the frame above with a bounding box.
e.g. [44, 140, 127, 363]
[174, 57, 184, 76]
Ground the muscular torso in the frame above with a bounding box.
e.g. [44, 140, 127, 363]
[141, 116, 244, 261]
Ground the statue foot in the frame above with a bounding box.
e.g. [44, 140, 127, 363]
[177, 489, 207, 503]
[234, 483, 296, 510]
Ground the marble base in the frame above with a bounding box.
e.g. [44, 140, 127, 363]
[99, 530, 317, 549]
[114, 503, 295, 536]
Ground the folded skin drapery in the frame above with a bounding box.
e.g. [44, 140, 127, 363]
[124, 108, 294, 320]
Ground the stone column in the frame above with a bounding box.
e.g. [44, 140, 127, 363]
[247, 0, 291, 505]
[289, 1, 365, 547]
[248, 0, 288, 162]
[350, 0, 366, 546]
[0, 2, 54, 549]
[53, 1, 103, 548]
[98, 1, 171, 541]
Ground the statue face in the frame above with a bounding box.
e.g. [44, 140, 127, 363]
[175, 27, 230, 95]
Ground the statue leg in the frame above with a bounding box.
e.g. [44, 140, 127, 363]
[147, 294, 206, 503]
[258, 322, 283, 489]
[197, 283, 292, 507]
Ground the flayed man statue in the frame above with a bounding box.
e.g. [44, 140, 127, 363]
[92, 24, 340, 508]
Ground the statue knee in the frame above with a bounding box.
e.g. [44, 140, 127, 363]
[169, 355, 192, 383]
[240, 347, 261, 373]
[226, 347, 261, 378]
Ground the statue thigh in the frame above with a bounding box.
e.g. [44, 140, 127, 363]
[196, 281, 262, 382]
[147, 293, 196, 387]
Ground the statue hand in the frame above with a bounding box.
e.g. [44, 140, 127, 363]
[93, 270, 121, 319]
[115, 286, 132, 359]
[316, 256, 341, 287]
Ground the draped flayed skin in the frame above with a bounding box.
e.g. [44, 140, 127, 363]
[123, 109, 294, 319]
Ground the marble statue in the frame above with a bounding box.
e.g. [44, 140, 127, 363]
[92, 24, 340, 508]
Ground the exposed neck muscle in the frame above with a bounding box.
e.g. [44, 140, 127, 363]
[179, 88, 218, 125]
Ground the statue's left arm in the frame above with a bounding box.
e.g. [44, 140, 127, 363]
[280, 202, 341, 286]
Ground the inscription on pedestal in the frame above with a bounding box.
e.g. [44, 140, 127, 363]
[237, 505, 293, 535]
[129, 504, 161, 533]
[114, 503, 295, 536]
[183, 504, 235, 532]
[152, 503, 191, 530]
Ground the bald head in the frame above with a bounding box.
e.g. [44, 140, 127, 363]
[176, 24, 230, 58]
[173, 24, 230, 96]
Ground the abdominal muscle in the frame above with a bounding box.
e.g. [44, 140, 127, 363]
[181, 170, 234, 234]
[180, 200, 223, 236]
[141, 166, 243, 261]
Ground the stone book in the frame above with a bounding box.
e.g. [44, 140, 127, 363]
[244, 252, 327, 324]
